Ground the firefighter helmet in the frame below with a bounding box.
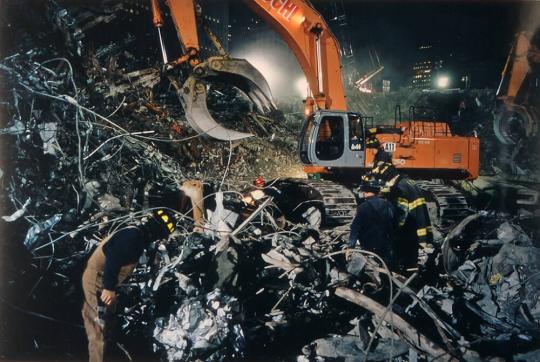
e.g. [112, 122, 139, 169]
[152, 209, 176, 235]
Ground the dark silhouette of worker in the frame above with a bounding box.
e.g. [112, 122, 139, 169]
[81, 209, 176, 362]
[348, 176, 398, 270]
[371, 156, 433, 272]
[317, 118, 344, 160]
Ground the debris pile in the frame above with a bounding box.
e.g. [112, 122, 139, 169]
[441, 213, 540, 351]
[1, 2, 540, 361]
[153, 290, 244, 361]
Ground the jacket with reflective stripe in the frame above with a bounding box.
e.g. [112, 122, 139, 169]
[387, 176, 433, 244]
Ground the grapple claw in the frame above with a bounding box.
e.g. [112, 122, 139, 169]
[179, 76, 254, 141]
[206, 57, 277, 112]
[178, 57, 276, 141]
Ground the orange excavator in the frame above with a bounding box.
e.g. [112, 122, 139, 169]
[494, 30, 539, 151]
[152, 0, 480, 225]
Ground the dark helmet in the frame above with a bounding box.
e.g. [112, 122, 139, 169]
[153, 209, 176, 234]
[365, 136, 380, 149]
[143, 209, 177, 240]
[371, 160, 399, 183]
[359, 175, 385, 194]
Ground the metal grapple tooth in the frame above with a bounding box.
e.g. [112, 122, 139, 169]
[177, 56, 276, 141]
[206, 57, 277, 111]
[246, 87, 273, 113]
[179, 76, 253, 141]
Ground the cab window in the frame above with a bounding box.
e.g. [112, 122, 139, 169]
[315, 116, 344, 161]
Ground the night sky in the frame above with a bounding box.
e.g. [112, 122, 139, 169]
[228, 0, 539, 90]
[334, 0, 539, 88]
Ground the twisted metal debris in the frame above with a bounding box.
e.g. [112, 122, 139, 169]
[1, 2, 540, 361]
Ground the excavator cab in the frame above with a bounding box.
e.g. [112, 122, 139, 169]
[299, 111, 366, 168]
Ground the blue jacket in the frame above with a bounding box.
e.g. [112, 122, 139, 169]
[349, 195, 397, 268]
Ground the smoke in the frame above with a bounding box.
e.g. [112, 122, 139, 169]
[230, 29, 307, 101]
[519, 2, 540, 33]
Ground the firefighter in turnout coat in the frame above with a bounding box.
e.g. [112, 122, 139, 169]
[371, 159, 433, 271]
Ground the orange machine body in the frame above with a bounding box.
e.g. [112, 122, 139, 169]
[159, 0, 480, 180]
[367, 122, 480, 180]
[301, 114, 479, 182]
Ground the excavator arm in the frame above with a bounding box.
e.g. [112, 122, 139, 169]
[152, 0, 347, 140]
[243, 0, 347, 113]
[152, 0, 276, 141]
[494, 30, 540, 145]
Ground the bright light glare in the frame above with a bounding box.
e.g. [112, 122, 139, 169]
[436, 75, 449, 88]
[240, 52, 281, 94]
[295, 77, 309, 97]
[232, 44, 305, 98]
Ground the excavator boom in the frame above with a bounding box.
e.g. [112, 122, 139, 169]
[155, 0, 347, 141]
[243, 0, 347, 112]
[155, 0, 277, 141]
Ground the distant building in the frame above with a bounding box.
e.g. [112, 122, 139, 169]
[411, 44, 444, 90]
[198, 0, 230, 56]
[382, 79, 391, 94]
[411, 43, 473, 90]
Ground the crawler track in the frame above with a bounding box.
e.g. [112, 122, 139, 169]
[297, 179, 357, 225]
[417, 180, 471, 227]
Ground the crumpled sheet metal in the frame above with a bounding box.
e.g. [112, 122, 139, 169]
[38, 122, 58, 155]
[23, 214, 62, 250]
[153, 289, 244, 361]
[432, 212, 540, 348]
[300, 335, 408, 362]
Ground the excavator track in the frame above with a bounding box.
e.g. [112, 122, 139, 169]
[416, 181, 471, 228]
[297, 179, 357, 225]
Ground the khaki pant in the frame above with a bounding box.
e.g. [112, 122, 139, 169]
[81, 230, 137, 361]
[82, 268, 116, 362]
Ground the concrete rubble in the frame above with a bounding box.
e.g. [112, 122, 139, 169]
[1, 1, 540, 361]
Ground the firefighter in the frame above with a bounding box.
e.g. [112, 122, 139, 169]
[348, 176, 398, 270]
[81, 209, 176, 362]
[371, 159, 433, 272]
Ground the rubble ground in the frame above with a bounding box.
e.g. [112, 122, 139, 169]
[1, 2, 540, 361]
